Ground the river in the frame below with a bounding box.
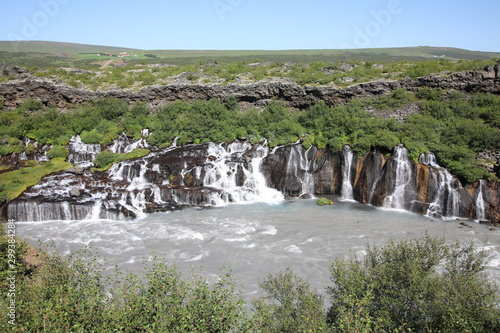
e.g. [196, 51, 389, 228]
[15, 198, 500, 301]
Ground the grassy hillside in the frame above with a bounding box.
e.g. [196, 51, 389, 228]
[0, 40, 138, 54]
[0, 41, 499, 68]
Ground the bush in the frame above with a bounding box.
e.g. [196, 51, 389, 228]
[93, 149, 150, 171]
[1, 247, 246, 332]
[18, 98, 42, 111]
[80, 129, 103, 144]
[46, 145, 69, 159]
[327, 234, 500, 332]
[93, 150, 118, 169]
[251, 268, 327, 332]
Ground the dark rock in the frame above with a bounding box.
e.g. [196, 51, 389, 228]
[1, 67, 498, 111]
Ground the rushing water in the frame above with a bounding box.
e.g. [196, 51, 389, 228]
[340, 145, 354, 201]
[384, 145, 413, 210]
[15, 199, 500, 301]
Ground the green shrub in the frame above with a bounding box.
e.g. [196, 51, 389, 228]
[18, 98, 42, 111]
[317, 197, 334, 206]
[93, 150, 118, 169]
[251, 268, 328, 332]
[416, 87, 444, 101]
[80, 129, 103, 144]
[327, 234, 500, 332]
[1, 247, 246, 332]
[93, 148, 150, 171]
[46, 145, 69, 159]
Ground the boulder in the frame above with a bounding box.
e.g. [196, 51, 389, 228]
[66, 166, 85, 175]
[69, 187, 81, 197]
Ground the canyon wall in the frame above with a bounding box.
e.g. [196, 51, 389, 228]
[4, 139, 498, 223]
[1, 65, 499, 110]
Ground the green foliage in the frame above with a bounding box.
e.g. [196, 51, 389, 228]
[94, 97, 128, 121]
[417, 87, 444, 101]
[80, 129, 103, 144]
[317, 197, 334, 206]
[93, 148, 150, 171]
[251, 268, 328, 332]
[18, 98, 42, 112]
[0, 224, 26, 284]
[0, 157, 71, 202]
[46, 145, 69, 159]
[0, 247, 246, 332]
[327, 234, 500, 332]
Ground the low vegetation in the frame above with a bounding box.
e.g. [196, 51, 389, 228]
[0, 157, 71, 203]
[1, 88, 499, 183]
[1, 232, 498, 331]
[92, 148, 150, 171]
[317, 197, 334, 206]
[16, 58, 496, 90]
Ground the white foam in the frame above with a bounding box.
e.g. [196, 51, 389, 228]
[261, 225, 278, 235]
[284, 244, 302, 253]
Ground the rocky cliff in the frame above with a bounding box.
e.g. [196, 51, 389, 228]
[4, 138, 499, 223]
[1, 65, 499, 110]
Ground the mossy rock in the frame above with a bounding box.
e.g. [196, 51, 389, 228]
[317, 197, 334, 206]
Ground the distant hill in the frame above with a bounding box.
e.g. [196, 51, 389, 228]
[0, 41, 499, 68]
[0, 40, 138, 54]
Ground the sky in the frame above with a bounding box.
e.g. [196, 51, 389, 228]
[1, 0, 499, 51]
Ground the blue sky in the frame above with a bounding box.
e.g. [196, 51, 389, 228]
[1, 0, 499, 51]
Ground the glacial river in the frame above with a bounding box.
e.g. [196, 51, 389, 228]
[16, 198, 500, 300]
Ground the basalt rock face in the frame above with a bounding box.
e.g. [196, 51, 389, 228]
[5, 140, 285, 222]
[1, 66, 499, 110]
[261, 143, 499, 222]
[4, 138, 499, 222]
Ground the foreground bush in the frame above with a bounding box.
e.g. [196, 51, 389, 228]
[327, 234, 500, 332]
[0, 245, 246, 332]
[1, 234, 498, 332]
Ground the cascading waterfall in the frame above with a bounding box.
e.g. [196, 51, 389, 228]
[66, 135, 102, 167]
[340, 145, 354, 201]
[282, 144, 315, 197]
[300, 146, 316, 196]
[384, 145, 412, 210]
[7, 137, 493, 223]
[110, 130, 150, 154]
[476, 179, 486, 221]
[199, 142, 283, 205]
[419, 152, 461, 218]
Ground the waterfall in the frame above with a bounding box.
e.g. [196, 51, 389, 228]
[476, 180, 486, 221]
[340, 145, 354, 201]
[281, 144, 316, 197]
[300, 146, 316, 196]
[384, 145, 413, 210]
[110, 130, 150, 154]
[199, 142, 284, 205]
[419, 152, 461, 218]
[66, 135, 101, 167]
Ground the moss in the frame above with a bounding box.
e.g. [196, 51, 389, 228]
[92, 148, 150, 172]
[0, 157, 71, 202]
[317, 197, 334, 206]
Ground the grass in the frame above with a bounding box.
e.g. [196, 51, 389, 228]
[0, 157, 71, 202]
[92, 148, 151, 172]
[1, 42, 499, 68]
[20, 57, 497, 91]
